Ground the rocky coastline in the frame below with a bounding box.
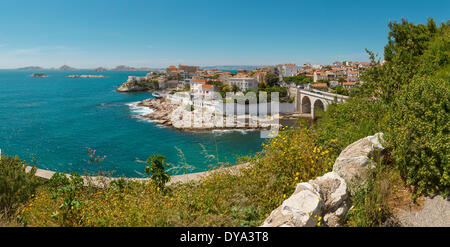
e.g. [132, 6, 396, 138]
[136, 97, 287, 131]
[116, 84, 153, 92]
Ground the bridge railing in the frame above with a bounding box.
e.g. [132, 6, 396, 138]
[297, 89, 348, 102]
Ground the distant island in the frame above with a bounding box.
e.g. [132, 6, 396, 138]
[16, 65, 160, 71]
[92, 67, 108, 72]
[19, 66, 45, 70]
[58, 65, 76, 70]
[18, 65, 77, 70]
[30, 73, 47, 77]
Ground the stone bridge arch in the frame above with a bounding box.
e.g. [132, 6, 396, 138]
[301, 96, 311, 114]
[312, 99, 326, 118]
[292, 88, 347, 119]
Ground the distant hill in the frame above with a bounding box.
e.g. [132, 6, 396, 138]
[92, 67, 108, 72]
[59, 65, 76, 70]
[18, 66, 44, 70]
[111, 65, 156, 71]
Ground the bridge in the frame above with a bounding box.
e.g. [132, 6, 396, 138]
[288, 87, 349, 119]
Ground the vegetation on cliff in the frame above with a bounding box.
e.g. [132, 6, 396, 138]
[0, 19, 448, 227]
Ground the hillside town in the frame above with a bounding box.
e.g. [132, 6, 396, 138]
[114, 61, 371, 131]
[117, 61, 373, 98]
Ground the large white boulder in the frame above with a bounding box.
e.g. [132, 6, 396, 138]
[261, 133, 385, 227]
[333, 133, 384, 188]
[261, 183, 322, 227]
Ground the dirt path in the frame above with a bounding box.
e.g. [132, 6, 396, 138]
[394, 195, 450, 227]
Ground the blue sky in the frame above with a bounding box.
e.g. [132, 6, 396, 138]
[0, 0, 448, 68]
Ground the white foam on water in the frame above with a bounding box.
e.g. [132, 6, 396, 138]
[126, 101, 154, 115]
[212, 129, 257, 136]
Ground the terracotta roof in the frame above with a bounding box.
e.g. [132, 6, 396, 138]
[202, 84, 213, 89]
[192, 79, 207, 83]
[284, 64, 297, 66]
[311, 83, 328, 88]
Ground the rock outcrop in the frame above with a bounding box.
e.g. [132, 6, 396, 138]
[262, 133, 384, 227]
[31, 73, 47, 77]
[116, 83, 151, 92]
[116, 76, 156, 92]
[137, 97, 279, 131]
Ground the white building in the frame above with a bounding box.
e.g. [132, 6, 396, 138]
[347, 71, 359, 82]
[343, 61, 353, 67]
[228, 77, 258, 91]
[190, 79, 207, 95]
[281, 64, 299, 78]
[198, 84, 217, 100]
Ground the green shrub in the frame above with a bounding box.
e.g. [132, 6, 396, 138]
[346, 160, 393, 227]
[47, 172, 86, 226]
[145, 155, 170, 190]
[315, 97, 386, 159]
[0, 155, 41, 216]
[385, 77, 449, 197]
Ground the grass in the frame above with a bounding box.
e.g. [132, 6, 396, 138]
[15, 123, 336, 227]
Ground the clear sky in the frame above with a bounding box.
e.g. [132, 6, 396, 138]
[0, 0, 448, 68]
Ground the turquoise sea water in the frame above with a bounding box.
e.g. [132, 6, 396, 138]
[0, 70, 264, 177]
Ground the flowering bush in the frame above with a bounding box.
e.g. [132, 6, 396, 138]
[0, 155, 41, 217]
[385, 77, 449, 197]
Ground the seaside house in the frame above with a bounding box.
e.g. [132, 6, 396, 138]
[343, 82, 357, 88]
[347, 71, 359, 82]
[313, 71, 327, 82]
[166, 65, 179, 77]
[228, 77, 258, 91]
[329, 81, 339, 87]
[311, 83, 328, 88]
[198, 84, 217, 100]
[332, 61, 343, 67]
[281, 64, 299, 78]
[178, 64, 199, 78]
[302, 62, 312, 69]
[252, 71, 267, 83]
[190, 79, 207, 95]
[343, 61, 353, 67]
[326, 71, 337, 81]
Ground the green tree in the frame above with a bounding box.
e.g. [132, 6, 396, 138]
[145, 155, 170, 190]
[231, 84, 240, 93]
[361, 18, 448, 103]
[338, 77, 346, 86]
[265, 73, 279, 87]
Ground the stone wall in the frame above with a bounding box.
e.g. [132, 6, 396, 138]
[261, 133, 384, 227]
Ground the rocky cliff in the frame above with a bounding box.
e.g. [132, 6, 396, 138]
[262, 133, 384, 227]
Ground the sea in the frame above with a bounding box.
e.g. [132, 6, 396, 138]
[0, 69, 267, 177]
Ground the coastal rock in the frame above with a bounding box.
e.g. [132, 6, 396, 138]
[310, 171, 347, 212]
[323, 200, 350, 227]
[116, 84, 149, 92]
[261, 133, 385, 227]
[333, 133, 384, 190]
[262, 183, 322, 227]
[31, 73, 47, 77]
